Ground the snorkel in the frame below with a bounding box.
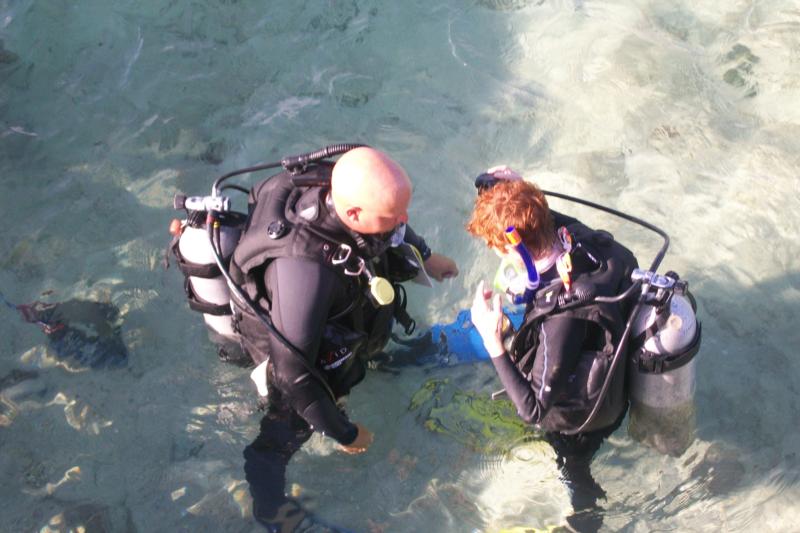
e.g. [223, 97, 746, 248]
[504, 227, 539, 305]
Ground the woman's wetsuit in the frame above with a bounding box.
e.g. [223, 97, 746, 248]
[490, 214, 637, 531]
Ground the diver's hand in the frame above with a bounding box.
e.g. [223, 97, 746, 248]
[339, 423, 373, 454]
[424, 253, 459, 282]
[487, 165, 523, 181]
[470, 281, 506, 358]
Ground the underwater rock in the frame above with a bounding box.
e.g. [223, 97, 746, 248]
[331, 75, 381, 109]
[1, 371, 47, 402]
[157, 120, 180, 153]
[9, 296, 128, 369]
[690, 443, 746, 495]
[306, 0, 359, 32]
[0, 368, 39, 391]
[40, 502, 136, 533]
[722, 44, 759, 98]
[0, 369, 43, 425]
[0, 39, 19, 64]
[199, 140, 228, 165]
[0, 395, 17, 426]
[475, 0, 544, 11]
[2, 239, 46, 281]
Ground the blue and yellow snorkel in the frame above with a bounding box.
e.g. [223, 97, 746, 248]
[505, 226, 540, 305]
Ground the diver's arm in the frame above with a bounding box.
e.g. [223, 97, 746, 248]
[264, 258, 359, 445]
[491, 355, 542, 424]
[402, 225, 431, 260]
[473, 282, 586, 424]
[470, 281, 546, 421]
[405, 225, 459, 281]
[493, 316, 587, 423]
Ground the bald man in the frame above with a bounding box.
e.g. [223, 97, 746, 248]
[331, 147, 457, 279]
[232, 147, 456, 530]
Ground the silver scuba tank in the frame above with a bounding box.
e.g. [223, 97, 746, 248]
[627, 272, 701, 457]
[172, 193, 243, 343]
[178, 222, 240, 340]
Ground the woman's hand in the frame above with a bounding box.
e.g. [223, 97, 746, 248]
[470, 280, 506, 358]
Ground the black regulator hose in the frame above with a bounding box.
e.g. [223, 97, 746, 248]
[281, 143, 367, 174]
[212, 161, 283, 197]
[207, 214, 337, 402]
[211, 143, 368, 195]
[541, 189, 670, 273]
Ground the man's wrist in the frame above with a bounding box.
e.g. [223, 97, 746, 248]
[419, 245, 432, 261]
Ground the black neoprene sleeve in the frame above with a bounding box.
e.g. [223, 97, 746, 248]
[264, 257, 359, 444]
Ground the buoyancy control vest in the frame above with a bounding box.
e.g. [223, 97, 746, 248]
[508, 222, 639, 433]
[228, 163, 405, 394]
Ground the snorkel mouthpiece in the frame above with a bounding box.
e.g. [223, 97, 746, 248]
[505, 227, 539, 305]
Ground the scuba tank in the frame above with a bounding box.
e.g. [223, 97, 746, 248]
[627, 270, 702, 457]
[169, 195, 245, 342]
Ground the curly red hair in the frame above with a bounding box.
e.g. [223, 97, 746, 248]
[466, 180, 556, 257]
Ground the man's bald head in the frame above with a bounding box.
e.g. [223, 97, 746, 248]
[331, 147, 412, 234]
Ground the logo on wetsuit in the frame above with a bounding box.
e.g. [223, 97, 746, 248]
[320, 346, 353, 370]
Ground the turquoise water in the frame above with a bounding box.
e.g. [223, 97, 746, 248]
[1, 0, 799, 531]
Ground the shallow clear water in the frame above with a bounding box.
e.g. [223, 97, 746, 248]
[1, 0, 799, 531]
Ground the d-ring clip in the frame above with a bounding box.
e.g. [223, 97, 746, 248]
[331, 244, 365, 276]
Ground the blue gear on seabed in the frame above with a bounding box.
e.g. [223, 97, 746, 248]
[428, 308, 524, 364]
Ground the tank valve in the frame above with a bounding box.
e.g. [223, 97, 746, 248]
[172, 193, 230, 212]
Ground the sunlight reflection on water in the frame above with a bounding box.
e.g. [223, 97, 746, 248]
[1, 0, 799, 531]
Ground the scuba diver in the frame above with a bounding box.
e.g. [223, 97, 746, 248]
[467, 166, 701, 532]
[169, 145, 458, 531]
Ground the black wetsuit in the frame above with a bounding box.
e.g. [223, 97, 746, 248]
[491, 214, 637, 531]
[237, 203, 430, 443]
[233, 175, 430, 530]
